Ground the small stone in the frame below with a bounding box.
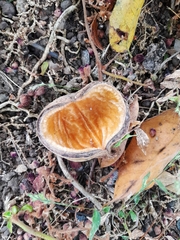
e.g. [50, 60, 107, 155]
[16, 0, 28, 14]
[172, 57, 180, 67]
[81, 50, 90, 66]
[0, 1, 16, 18]
[77, 32, 85, 45]
[14, 164, 27, 174]
[0, 22, 9, 30]
[60, 0, 72, 11]
[2, 171, 16, 181]
[0, 93, 8, 103]
[176, 219, 180, 230]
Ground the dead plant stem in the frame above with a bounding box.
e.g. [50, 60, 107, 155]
[82, 0, 103, 81]
[57, 156, 102, 211]
[11, 215, 56, 240]
[17, 4, 78, 100]
[102, 70, 148, 86]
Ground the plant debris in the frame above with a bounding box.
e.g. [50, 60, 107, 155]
[1, 0, 180, 239]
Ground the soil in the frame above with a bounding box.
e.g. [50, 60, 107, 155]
[0, 0, 180, 239]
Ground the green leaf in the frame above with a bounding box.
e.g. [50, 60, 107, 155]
[40, 61, 49, 75]
[154, 179, 174, 197]
[7, 220, 13, 233]
[89, 210, 101, 240]
[11, 206, 18, 215]
[154, 179, 169, 193]
[28, 193, 52, 204]
[3, 211, 12, 219]
[174, 180, 180, 195]
[133, 194, 140, 205]
[103, 206, 111, 213]
[21, 204, 33, 212]
[164, 151, 180, 170]
[129, 210, 137, 222]
[113, 134, 136, 148]
[118, 210, 125, 218]
[140, 172, 150, 191]
[122, 236, 129, 240]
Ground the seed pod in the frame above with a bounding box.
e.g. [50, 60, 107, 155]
[37, 82, 130, 162]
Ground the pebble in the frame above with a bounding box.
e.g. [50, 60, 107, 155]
[141, 100, 151, 108]
[16, 0, 28, 13]
[2, 171, 16, 182]
[143, 58, 155, 72]
[172, 57, 180, 67]
[0, 22, 9, 30]
[60, 0, 72, 11]
[81, 50, 90, 66]
[67, 32, 74, 39]
[176, 219, 180, 231]
[77, 32, 85, 45]
[0, 93, 8, 103]
[8, 176, 20, 192]
[0, 1, 16, 18]
[0, 226, 10, 238]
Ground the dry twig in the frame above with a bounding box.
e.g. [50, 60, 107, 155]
[17, 4, 78, 100]
[102, 69, 148, 86]
[57, 156, 102, 211]
[81, 0, 103, 81]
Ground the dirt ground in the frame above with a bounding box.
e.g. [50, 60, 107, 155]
[0, 0, 180, 239]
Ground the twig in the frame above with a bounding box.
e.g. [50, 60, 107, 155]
[87, 159, 97, 188]
[57, 156, 102, 211]
[17, 4, 78, 100]
[0, 100, 38, 121]
[157, 49, 180, 73]
[11, 215, 56, 240]
[0, 100, 18, 109]
[28, 43, 59, 59]
[81, 0, 103, 81]
[0, 71, 22, 90]
[102, 53, 121, 70]
[102, 69, 148, 86]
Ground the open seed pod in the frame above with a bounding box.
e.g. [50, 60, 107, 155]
[37, 82, 130, 162]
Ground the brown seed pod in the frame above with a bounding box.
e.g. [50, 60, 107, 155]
[37, 82, 130, 162]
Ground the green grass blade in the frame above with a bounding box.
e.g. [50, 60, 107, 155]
[89, 209, 101, 240]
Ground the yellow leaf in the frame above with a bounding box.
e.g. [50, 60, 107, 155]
[109, 0, 145, 52]
[113, 109, 180, 201]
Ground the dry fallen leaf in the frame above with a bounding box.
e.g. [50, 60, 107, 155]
[157, 170, 180, 195]
[109, 0, 145, 52]
[14, 164, 27, 173]
[160, 69, 180, 89]
[135, 128, 149, 155]
[129, 94, 140, 128]
[129, 229, 154, 240]
[91, 15, 104, 50]
[113, 109, 180, 201]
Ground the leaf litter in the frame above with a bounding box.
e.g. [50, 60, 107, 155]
[1, 0, 180, 239]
